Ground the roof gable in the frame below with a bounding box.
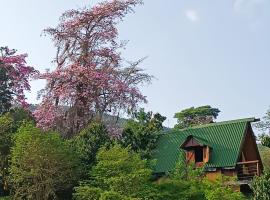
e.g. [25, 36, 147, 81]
[180, 135, 212, 149]
[152, 118, 257, 173]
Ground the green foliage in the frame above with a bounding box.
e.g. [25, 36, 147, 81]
[0, 197, 11, 200]
[71, 122, 111, 168]
[170, 161, 204, 181]
[91, 145, 152, 196]
[255, 108, 270, 148]
[0, 114, 13, 195]
[251, 170, 270, 200]
[174, 105, 220, 129]
[0, 67, 12, 115]
[73, 145, 152, 199]
[8, 107, 34, 130]
[74, 145, 245, 200]
[0, 108, 34, 195]
[0, 114, 13, 165]
[152, 178, 203, 200]
[121, 109, 166, 158]
[203, 178, 245, 200]
[258, 134, 270, 148]
[73, 186, 102, 200]
[100, 191, 128, 200]
[167, 162, 244, 200]
[258, 144, 270, 170]
[10, 123, 82, 200]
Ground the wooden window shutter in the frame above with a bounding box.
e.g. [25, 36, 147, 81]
[186, 150, 195, 164]
[203, 146, 210, 163]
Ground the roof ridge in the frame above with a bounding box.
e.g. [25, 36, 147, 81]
[178, 117, 258, 131]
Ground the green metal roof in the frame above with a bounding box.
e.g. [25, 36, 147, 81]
[152, 118, 257, 173]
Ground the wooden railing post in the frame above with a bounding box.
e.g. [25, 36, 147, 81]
[257, 162, 259, 176]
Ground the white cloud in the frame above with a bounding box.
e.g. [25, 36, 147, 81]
[185, 9, 200, 22]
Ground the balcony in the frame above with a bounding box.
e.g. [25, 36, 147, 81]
[236, 160, 260, 182]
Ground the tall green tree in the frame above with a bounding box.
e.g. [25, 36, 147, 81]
[10, 123, 82, 200]
[71, 121, 111, 169]
[174, 105, 220, 129]
[255, 108, 270, 148]
[121, 109, 166, 158]
[73, 145, 152, 200]
[0, 108, 33, 195]
[0, 114, 13, 195]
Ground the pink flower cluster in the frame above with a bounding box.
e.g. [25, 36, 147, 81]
[0, 47, 38, 108]
[35, 0, 150, 136]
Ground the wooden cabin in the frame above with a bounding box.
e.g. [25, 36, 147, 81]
[152, 118, 263, 190]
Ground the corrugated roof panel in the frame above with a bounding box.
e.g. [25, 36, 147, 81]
[152, 118, 255, 173]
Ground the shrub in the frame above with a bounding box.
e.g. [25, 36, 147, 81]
[100, 191, 128, 200]
[73, 186, 102, 200]
[251, 170, 270, 200]
[73, 145, 152, 199]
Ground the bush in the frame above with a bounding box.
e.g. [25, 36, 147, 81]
[0, 197, 11, 200]
[251, 170, 270, 200]
[152, 178, 204, 200]
[73, 145, 152, 199]
[203, 177, 245, 200]
[73, 186, 102, 200]
[91, 145, 152, 196]
[100, 191, 128, 200]
[9, 123, 82, 200]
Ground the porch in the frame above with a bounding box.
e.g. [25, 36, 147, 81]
[236, 160, 260, 182]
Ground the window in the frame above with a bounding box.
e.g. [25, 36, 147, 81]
[195, 147, 203, 163]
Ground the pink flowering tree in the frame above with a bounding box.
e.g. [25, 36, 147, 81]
[0, 47, 38, 114]
[35, 0, 152, 136]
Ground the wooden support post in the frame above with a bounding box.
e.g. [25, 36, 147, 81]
[257, 162, 259, 176]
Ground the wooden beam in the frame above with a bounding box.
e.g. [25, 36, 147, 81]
[237, 160, 259, 165]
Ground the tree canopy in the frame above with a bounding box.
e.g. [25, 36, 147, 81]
[174, 105, 220, 129]
[0, 47, 37, 114]
[73, 145, 152, 200]
[255, 108, 270, 148]
[10, 123, 82, 199]
[34, 0, 151, 136]
[71, 121, 111, 169]
[121, 108, 166, 158]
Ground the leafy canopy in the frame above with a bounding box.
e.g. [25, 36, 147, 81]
[10, 123, 82, 200]
[121, 108, 166, 158]
[34, 0, 151, 136]
[71, 121, 111, 169]
[0, 114, 13, 195]
[255, 108, 270, 148]
[73, 145, 152, 200]
[0, 108, 34, 195]
[174, 105, 220, 129]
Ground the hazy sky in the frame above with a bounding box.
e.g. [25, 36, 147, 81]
[1, 0, 270, 127]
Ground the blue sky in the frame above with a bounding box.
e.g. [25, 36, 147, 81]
[1, 0, 270, 127]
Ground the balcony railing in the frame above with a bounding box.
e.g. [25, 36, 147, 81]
[236, 160, 260, 181]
